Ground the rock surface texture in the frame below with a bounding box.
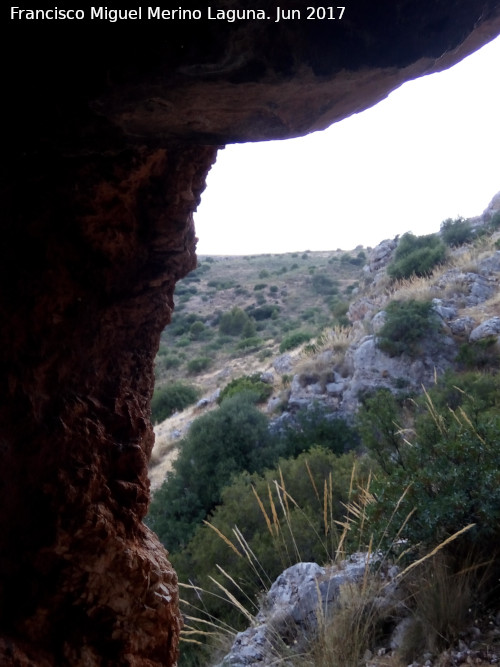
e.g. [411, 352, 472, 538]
[3, 3, 500, 665]
[217, 556, 373, 666]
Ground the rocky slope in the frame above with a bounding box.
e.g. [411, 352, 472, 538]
[149, 191, 500, 481]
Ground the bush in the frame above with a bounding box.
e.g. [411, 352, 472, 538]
[146, 393, 273, 552]
[489, 210, 500, 230]
[254, 283, 267, 291]
[235, 336, 262, 352]
[311, 273, 338, 295]
[189, 320, 206, 340]
[207, 278, 236, 290]
[247, 304, 280, 321]
[172, 449, 368, 638]
[377, 299, 440, 357]
[387, 232, 446, 280]
[186, 357, 212, 374]
[169, 312, 204, 337]
[440, 217, 474, 247]
[456, 336, 500, 371]
[218, 307, 255, 337]
[357, 373, 500, 559]
[273, 403, 359, 458]
[279, 331, 312, 353]
[151, 382, 199, 423]
[218, 374, 273, 405]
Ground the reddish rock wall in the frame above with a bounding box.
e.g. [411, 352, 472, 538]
[2, 2, 500, 664]
[0, 143, 217, 664]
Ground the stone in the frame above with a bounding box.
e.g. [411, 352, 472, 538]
[432, 298, 458, 321]
[368, 238, 398, 272]
[260, 371, 275, 385]
[469, 317, 500, 341]
[218, 555, 373, 666]
[326, 381, 345, 396]
[372, 310, 387, 333]
[273, 354, 294, 374]
[449, 317, 476, 337]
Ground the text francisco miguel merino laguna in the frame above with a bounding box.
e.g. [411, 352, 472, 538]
[10, 5, 346, 22]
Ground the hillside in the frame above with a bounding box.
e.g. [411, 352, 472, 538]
[147, 193, 500, 667]
[149, 194, 500, 488]
[149, 247, 366, 484]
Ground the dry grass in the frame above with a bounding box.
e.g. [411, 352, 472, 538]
[176, 458, 497, 667]
[295, 325, 360, 382]
[386, 274, 437, 302]
[459, 289, 500, 320]
[308, 574, 389, 667]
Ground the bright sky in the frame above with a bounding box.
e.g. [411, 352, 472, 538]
[195, 35, 500, 255]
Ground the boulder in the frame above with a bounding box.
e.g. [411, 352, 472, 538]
[469, 317, 500, 341]
[217, 555, 372, 666]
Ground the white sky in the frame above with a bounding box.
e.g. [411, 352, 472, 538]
[195, 35, 500, 255]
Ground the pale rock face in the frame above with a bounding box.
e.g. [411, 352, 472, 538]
[368, 238, 398, 273]
[469, 316, 500, 341]
[371, 310, 387, 333]
[273, 354, 294, 374]
[217, 555, 372, 666]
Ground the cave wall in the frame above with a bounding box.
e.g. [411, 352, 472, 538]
[2, 2, 500, 664]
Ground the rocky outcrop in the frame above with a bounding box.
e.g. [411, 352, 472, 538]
[217, 555, 374, 666]
[3, 3, 500, 664]
[219, 558, 500, 667]
[470, 317, 500, 341]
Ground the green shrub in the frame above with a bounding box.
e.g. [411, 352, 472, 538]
[273, 403, 359, 458]
[189, 320, 206, 340]
[356, 388, 408, 473]
[254, 283, 267, 291]
[247, 304, 280, 321]
[146, 393, 273, 552]
[440, 217, 474, 247]
[340, 252, 365, 266]
[279, 331, 312, 353]
[456, 337, 500, 371]
[219, 307, 255, 337]
[387, 232, 446, 280]
[186, 357, 212, 374]
[218, 374, 273, 405]
[357, 373, 500, 559]
[259, 269, 270, 278]
[311, 273, 338, 295]
[377, 299, 440, 357]
[151, 382, 199, 423]
[207, 278, 236, 290]
[329, 299, 350, 326]
[175, 336, 191, 348]
[235, 336, 263, 352]
[489, 210, 500, 230]
[172, 449, 366, 635]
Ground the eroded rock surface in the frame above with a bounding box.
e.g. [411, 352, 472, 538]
[3, 3, 500, 664]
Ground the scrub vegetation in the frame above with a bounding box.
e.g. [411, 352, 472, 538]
[146, 218, 500, 666]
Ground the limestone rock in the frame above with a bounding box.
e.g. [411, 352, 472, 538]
[218, 555, 372, 666]
[368, 238, 398, 272]
[273, 354, 293, 375]
[448, 317, 477, 337]
[432, 298, 458, 321]
[469, 317, 500, 341]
